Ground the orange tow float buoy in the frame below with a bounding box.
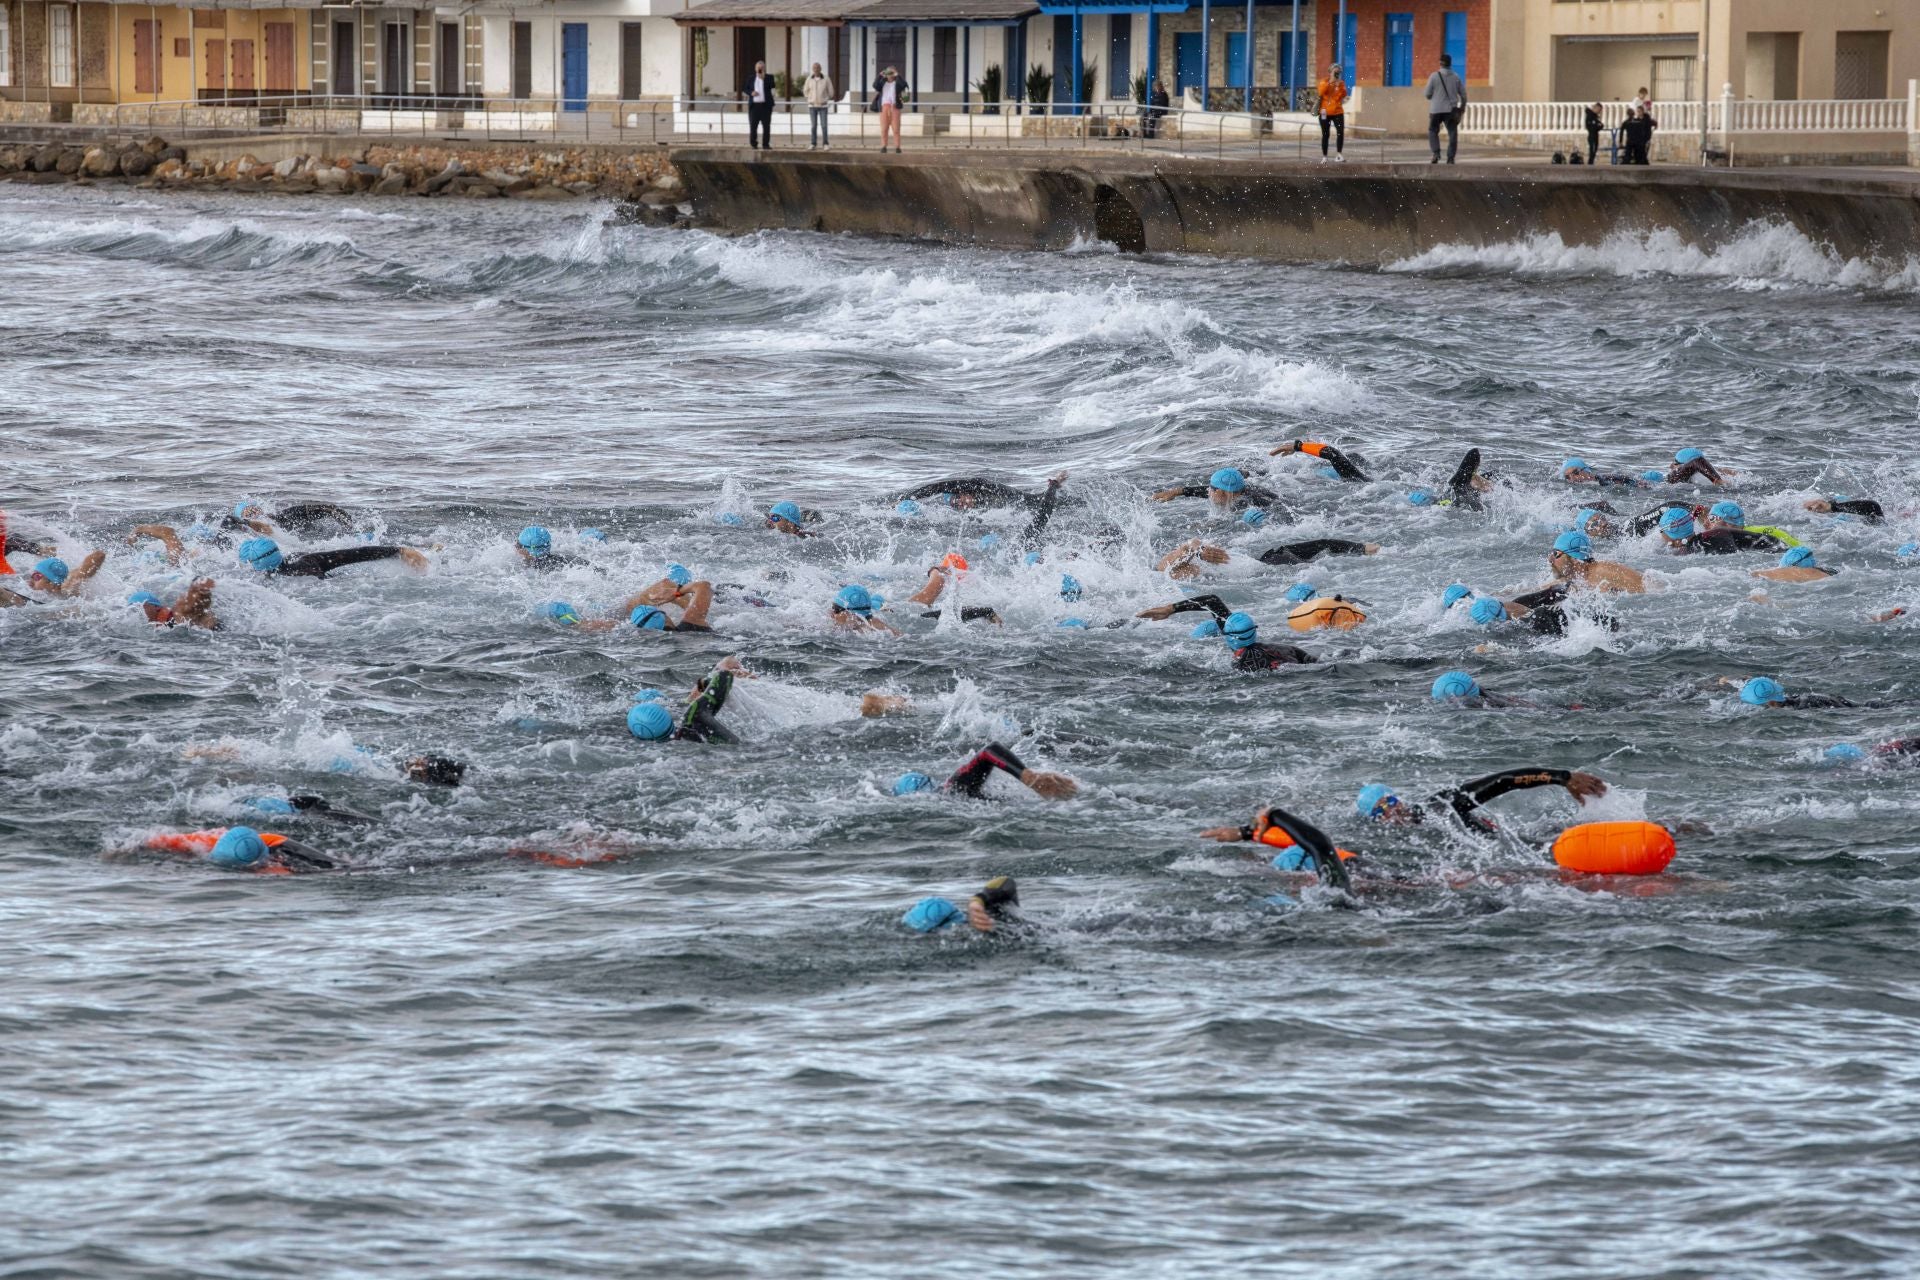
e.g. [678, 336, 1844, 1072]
[1255, 826, 1358, 861]
[1551, 821, 1675, 876]
[145, 829, 287, 855]
[1288, 596, 1368, 632]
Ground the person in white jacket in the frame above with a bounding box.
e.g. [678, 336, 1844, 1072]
[804, 63, 836, 150]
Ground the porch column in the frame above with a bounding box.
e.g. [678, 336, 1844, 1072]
[1199, 0, 1209, 110]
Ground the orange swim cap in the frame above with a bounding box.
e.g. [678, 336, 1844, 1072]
[941, 553, 970, 572]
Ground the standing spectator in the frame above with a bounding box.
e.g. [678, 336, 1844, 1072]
[1583, 101, 1604, 164]
[1316, 65, 1347, 163]
[1621, 105, 1656, 165]
[1424, 53, 1466, 164]
[1143, 77, 1170, 139]
[743, 59, 776, 150]
[804, 61, 835, 150]
[871, 65, 908, 153]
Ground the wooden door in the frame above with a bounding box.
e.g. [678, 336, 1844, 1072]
[134, 19, 159, 94]
[205, 37, 226, 91]
[735, 26, 765, 93]
[620, 22, 643, 100]
[264, 23, 293, 92]
[230, 38, 255, 92]
[437, 21, 459, 96]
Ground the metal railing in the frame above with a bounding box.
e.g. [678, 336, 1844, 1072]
[1465, 96, 1911, 136]
[13, 92, 1392, 161]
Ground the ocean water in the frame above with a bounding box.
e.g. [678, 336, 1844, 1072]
[3, 186, 1920, 1279]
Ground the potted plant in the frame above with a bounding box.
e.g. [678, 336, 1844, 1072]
[975, 63, 1002, 114]
[1078, 59, 1098, 111]
[1025, 63, 1053, 115]
[1130, 70, 1148, 104]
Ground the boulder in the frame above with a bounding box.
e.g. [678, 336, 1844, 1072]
[479, 168, 525, 187]
[649, 170, 683, 192]
[312, 166, 350, 193]
[564, 181, 599, 196]
[158, 145, 187, 163]
[153, 159, 185, 182]
[514, 183, 577, 201]
[26, 170, 70, 185]
[119, 149, 156, 178]
[0, 147, 18, 173]
[637, 188, 679, 208]
[421, 159, 463, 194]
[55, 149, 86, 175]
[459, 181, 501, 198]
[371, 172, 409, 196]
[139, 135, 168, 156]
[347, 161, 382, 192]
[31, 144, 65, 173]
[272, 155, 302, 179]
[232, 154, 264, 178]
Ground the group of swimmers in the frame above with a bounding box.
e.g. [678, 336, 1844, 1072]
[7, 439, 1916, 918]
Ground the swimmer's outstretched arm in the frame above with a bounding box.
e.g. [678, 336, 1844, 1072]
[909, 565, 950, 606]
[172, 578, 219, 630]
[1271, 440, 1369, 482]
[1136, 594, 1234, 622]
[1252, 806, 1351, 890]
[1155, 540, 1229, 574]
[47, 550, 106, 597]
[127, 524, 186, 564]
[1432, 769, 1605, 830]
[1149, 484, 1210, 502]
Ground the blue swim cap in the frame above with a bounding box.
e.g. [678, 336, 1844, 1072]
[1441, 583, 1474, 611]
[1271, 848, 1314, 873]
[209, 825, 269, 869]
[1658, 507, 1696, 539]
[893, 771, 934, 796]
[1316, 466, 1342, 481]
[31, 557, 69, 585]
[232, 499, 261, 519]
[1356, 783, 1398, 818]
[717, 512, 746, 527]
[1709, 501, 1745, 525]
[1740, 676, 1786, 706]
[1059, 574, 1083, 602]
[236, 538, 283, 573]
[1241, 507, 1269, 526]
[768, 501, 803, 524]
[1023, 550, 1042, 566]
[630, 688, 666, 704]
[1780, 547, 1817, 569]
[1190, 620, 1222, 638]
[1469, 597, 1506, 626]
[665, 563, 692, 587]
[1209, 468, 1246, 494]
[978, 533, 1002, 551]
[1408, 489, 1436, 507]
[902, 896, 963, 932]
[1561, 457, 1590, 474]
[518, 525, 552, 556]
[127, 591, 163, 608]
[1058, 617, 1092, 629]
[896, 499, 921, 517]
[245, 796, 296, 816]
[1223, 612, 1257, 647]
[1899, 543, 1920, 558]
[1641, 470, 1666, 483]
[1573, 508, 1601, 532]
[627, 702, 674, 739]
[1552, 530, 1594, 563]
[1432, 670, 1481, 700]
[629, 605, 669, 631]
[1825, 743, 1867, 763]
[577, 527, 606, 542]
[544, 601, 582, 625]
[1675, 447, 1705, 464]
[1285, 582, 1316, 604]
[834, 584, 875, 616]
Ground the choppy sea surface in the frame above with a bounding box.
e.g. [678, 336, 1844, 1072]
[4, 186, 1919, 1279]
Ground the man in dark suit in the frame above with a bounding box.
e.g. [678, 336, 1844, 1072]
[743, 60, 776, 149]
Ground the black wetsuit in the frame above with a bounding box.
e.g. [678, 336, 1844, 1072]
[675, 669, 737, 743]
[944, 742, 1027, 797]
[524, 552, 589, 573]
[268, 546, 413, 579]
[1508, 584, 1619, 636]
[1282, 442, 1369, 482]
[286, 795, 376, 825]
[1255, 539, 1369, 567]
[1379, 768, 1585, 836]
[1247, 807, 1353, 890]
[1232, 640, 1316, 670]
[1690, 527, 1786, 555]
[1163, 480, 1285, 515]
[1829, 499, 1884, 522]
[901, 479, 1050, 509]
[920, 605, 1003, 624]
[1779, 693, 1854, 709]
[1017, 479, 1063, 548]
[1666, 456, 1725, 485]
[1446, 448, 1485, 511]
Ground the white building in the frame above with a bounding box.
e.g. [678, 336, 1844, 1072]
[471, 0, 688, 109]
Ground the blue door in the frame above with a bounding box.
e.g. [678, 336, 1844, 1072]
[1279, 30, 1307, 105]
[1226, 32, 1248, 88]
[1385, 14, 1413, 87]
[1053, 14, 1074, 111]
[562, 23, 588, 111]
[1108, 13, 1131, 100]
[1443, 11, 1467, 79]
[1174, 31, 1203, 96]
[1341, 13, 1356, 87]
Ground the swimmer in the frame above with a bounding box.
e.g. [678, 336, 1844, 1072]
[898, 472, 1066, 513]
[128, 578, 220, 630]
[1751, 547, 1836, 584]
[1542, 530, 1646, 593]
[1435, 447, 1492, 511]
[831, 583, 901, 635]
[402, 754, 468, 786]
[1220, 611, 1315, 670]
[902, 876, 1022, 933]
[1462, 585, 1602, 638]
[765, 501, 817, 538]
[0, 551, 107, 606]
[1664, 448, 1728, 486]
[241, 794, 377, 825]
[1559, 457, 1644, 487]
[1197, 805, 1353, 889]
[1570, 506, 1619, 539]
[1150, 467, 1283, 515]
[1804, 495, 1884, 523]
[1722, 676, 1853, 710]
[516, 525, 588, 571]
[1268, 439, 1369, 482]
[1134, 593, 1235, 624]
[1430, 669, 1535, 708]
[1348, 767, 1607, 836]
[146, 825, 340, 874]
[229, 500, 357, 538]
[238, 537, 427, 579]
[1648, 501, 1793, 555]
[908, 552, 974, 607]
[893, 742, 1078, 800]
[550, 575, 717, 633]
[1155, 537, 1376, 579]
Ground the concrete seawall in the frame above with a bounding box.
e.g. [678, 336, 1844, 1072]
[672, 149, 1920, 263]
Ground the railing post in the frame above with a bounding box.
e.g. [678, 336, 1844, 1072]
[1909, 79, 1920, 168]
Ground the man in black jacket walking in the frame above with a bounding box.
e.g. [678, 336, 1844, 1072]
[743, 60, 777, 149]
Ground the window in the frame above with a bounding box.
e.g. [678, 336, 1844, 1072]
[1443, 11, 1466, 80]
[0, 5, 11, 87]
[1834, 31, 1889, 100]
[620, 22, 644, 100]
[510, 20, 531, 98]
[1650, 55, 1694, 104]
[933, 25, 955, 92]
[1383, 13, 1412, 87]
[1107, 14, 1130, 100]
[50, 5, 75, 88]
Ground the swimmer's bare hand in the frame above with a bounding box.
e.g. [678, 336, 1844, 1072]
[1149, 488, 1183, 503]
[860, 693, 910, 717]
[1198, 826, 1244, 842]
[717, 655, 749, 675]
[1196, 544, 1230, 564]
[1566, 772, 1607, 804]
[396, 548, 428, 571]
[1268, 441, 1300, 456]
[1135, 604, 1178, 620]
[965, 897, 996, 932]
[1047, 471, 1067, 488]
[1023, 769, 1078, 800]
